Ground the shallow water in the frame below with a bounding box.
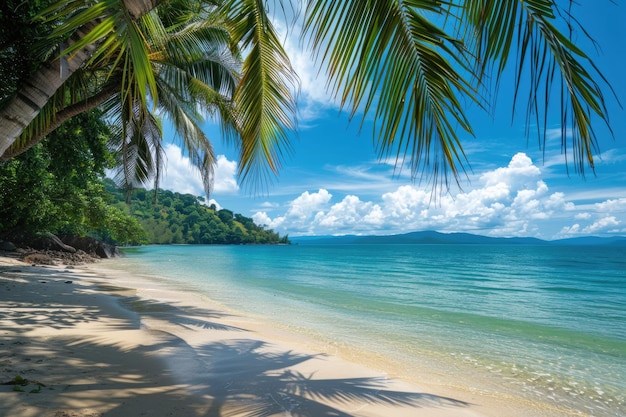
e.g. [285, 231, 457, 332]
[111, 244, 626, 416]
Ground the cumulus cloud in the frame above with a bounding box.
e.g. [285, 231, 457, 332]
[160, 144, 204, 195]
[252, 152, 625, 239]
[271, 8, 339, 123]
[159, 145, 239, 196]
[582, 216, 620, 234]
[287, 189, 333, 219]
[207, 199, 222, 210]
[213, 155, 239, 194]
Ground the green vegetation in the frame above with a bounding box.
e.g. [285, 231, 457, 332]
[0, 110, 147, 245]
[105, 181, 289, 245]
[0, 108, 287, 247]
[0, 1, 614, 248]
[2, 375, 46, 393]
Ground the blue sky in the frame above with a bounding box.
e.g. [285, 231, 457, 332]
[158, 2, 625, 240]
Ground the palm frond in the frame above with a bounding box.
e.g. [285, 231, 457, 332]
[461, 0, 614, 173]
[224, 0, 299, 191]
[154, 31, 242, 194]
[109, 104, 164, 193]
[303, 0, 475, 187]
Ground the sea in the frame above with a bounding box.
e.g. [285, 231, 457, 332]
[108, 243, 625, 417]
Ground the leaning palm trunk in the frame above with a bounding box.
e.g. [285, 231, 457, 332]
[0, 0, 163, 158]
[1, 82, 120, 160]
[0, 21, 99, 157]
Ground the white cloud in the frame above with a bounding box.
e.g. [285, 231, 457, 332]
[286, 189, 333, 220]
[582, 216, 620, 234]
[252, 153, 626, 239]
[252, 211, 275, 228]
[160, 144, 204, 195]
[546, 127, 573, 141]
[318, 195, 376, 230]
[159, 145, 239, 197]
[594, 198, 626, 213]
[480, 152, 541, 188]
[253, 189, 332, 234]
[213, 155, 239, 194]
[273, 10, 339, 123]
[207, 199, 222, 210]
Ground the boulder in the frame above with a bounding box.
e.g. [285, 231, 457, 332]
[60, 235, 120, 258]
[34, 232, 77, 253]
[22, 253, 55, 265]
[0, 240, 17, 251]
[3, 231, 76, 253]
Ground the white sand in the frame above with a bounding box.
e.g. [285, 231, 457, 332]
[0, 255, 563, 417]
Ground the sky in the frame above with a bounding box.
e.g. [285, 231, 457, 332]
[158, 1, 626, 240]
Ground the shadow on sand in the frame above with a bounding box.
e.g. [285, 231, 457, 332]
[0, 264, 471, 416]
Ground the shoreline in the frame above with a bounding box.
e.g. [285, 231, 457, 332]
[0, 255, 580, 417]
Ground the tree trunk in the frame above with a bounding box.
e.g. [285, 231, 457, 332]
[123, 0, 160, 20]
[0, 0, 163, 159]
[0, 21, 99, 156]
[1, 81, 120, 159]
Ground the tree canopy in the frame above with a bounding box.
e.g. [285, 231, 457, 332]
[105, 181, 289, 244]
[0, 109, 147, 245]
[0, 106, 288, 246]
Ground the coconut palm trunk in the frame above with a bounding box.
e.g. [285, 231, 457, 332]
[0, 0, 163, 158]
[0, 21, 98, 157]
[1, 81, 120, 160]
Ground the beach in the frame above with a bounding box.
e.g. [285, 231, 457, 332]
[0, 252, 614, 417]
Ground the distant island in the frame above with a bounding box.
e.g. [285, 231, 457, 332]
[291, 231, 626, 246]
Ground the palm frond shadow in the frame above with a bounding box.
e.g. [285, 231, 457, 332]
[0, 267, 135, 332]
[186, 339, 470, 417]
[119, 296, 246, 332]
[1, 266, 471, 417]
[283, 370, 466, 409]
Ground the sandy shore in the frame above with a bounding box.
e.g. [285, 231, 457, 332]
[0, 255, 524, 417]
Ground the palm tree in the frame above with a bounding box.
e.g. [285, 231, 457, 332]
[1, 0, 297, 194]
[0, 0, 161, 156]
[0, 0, 615, 190]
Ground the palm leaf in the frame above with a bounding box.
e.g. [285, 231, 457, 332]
[224, 0, 299, 191]
[108, 103, 164, 194]
[461, 0, 614, 173]
[303, 0, 475, 187]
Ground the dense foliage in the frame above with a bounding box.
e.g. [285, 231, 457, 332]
[0, 105, 287, 247]
[105, 181, 289, 245]
[0, 110, 148, 245]
[0, 0, 56, 103]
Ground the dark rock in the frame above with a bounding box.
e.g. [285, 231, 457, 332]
[60, 235, 120, 258]
[2, 231, 76, 253]
[16, 248, 98, 265]
[22, 253, 55, 265]
[0, 240, 17, 251]
[33, 232, 77, 253]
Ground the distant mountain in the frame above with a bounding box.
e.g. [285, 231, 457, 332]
[551, 236, 626, 246]
[291, 231, 626, 246]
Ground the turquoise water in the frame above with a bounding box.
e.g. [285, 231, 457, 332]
[112, 244, 625, 416]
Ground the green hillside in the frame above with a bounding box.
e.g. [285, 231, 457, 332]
[105, 180, 288, 245]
